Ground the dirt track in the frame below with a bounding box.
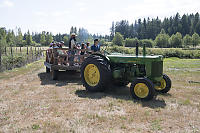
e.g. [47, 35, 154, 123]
[0, 60, 200, 132]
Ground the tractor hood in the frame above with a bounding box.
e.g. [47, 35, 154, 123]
[107, 54, 163, 64]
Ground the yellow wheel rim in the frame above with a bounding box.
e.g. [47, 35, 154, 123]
[134, 83, 149, 98]
[155, 78, 166, 90]
[84, 64, 100, 86]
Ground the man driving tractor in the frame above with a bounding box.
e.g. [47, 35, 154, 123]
[91, 39, 100, 52]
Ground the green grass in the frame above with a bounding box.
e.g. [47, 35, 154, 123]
[151, 119, 162, 131]
[32, 124, 40, 130]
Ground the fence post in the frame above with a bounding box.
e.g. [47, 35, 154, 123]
[27, 46, 28, 63]
[35, 47, 37, 59]
[5, 47, 6, 55]
[11, 46, 13, 68]
[11, 46, 13, 57]
[31, 47, 33, 60]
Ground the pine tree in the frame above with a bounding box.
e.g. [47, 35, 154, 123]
[6, 30, 15, 46]
[110, 21, 115, 41]
[45, 32, 53, 46]
[26, 30, 32, 46]
[16, 28, 23, 46]
[40, 31, 46, 45]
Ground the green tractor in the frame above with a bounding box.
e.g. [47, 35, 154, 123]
[80, 44, 171, 100]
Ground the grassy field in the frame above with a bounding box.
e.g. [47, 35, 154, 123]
[0, 58, 199, 132]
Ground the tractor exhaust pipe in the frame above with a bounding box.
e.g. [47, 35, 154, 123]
[136, 42, 139, 56]
[143, 43, 146, 56]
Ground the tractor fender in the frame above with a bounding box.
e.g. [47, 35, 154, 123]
[91, 53, 110, 63]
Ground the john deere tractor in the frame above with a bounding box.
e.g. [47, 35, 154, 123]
[80, 44, 171, 100]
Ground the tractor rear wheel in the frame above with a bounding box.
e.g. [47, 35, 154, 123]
[130, 78, 155, 100]
[155, 74, 171, 93]
[51, 70, 58, 80]
[81, 55, 111, 92]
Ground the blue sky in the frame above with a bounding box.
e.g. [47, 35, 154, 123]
[0, 0, 200, 35]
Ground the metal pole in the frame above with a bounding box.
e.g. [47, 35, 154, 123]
[143, 43, 146, 56]
[136, 42, 139, 56]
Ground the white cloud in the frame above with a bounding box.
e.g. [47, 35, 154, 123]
[34, 10, 70, 17]
[0, 0, 14, 7]
[52, 11, 70, 17]
[34, 11, 48, 17]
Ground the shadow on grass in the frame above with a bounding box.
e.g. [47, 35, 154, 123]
[38, 70, 82, 86]
[75, 86, 167, 109]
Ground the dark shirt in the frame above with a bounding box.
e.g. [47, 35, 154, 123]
[80, 45, 85, 55]
[69, 37, 76, 49]
[91, 44, 100, 52]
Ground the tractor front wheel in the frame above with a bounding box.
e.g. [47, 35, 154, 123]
[155, 74, 171, 93]
[130, 78, 155, 100]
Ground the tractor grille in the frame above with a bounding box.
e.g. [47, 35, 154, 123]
[151, 61, 163, 77]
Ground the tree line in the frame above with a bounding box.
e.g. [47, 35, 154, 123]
[110, 12, 200, 48]
[0, 27, 54, 47]
[0, 26, 107, 49]
[110, 12, 200, 40]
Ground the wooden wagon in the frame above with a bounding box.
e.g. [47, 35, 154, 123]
[44, 47, 90, 80]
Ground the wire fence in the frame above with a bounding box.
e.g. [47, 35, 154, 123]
[0, 46, 44, 72]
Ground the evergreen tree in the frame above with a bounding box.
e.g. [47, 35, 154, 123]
[45, 32, 53, 46]
[181, 14, 190, 36]
[6, 30, 15, 46]
[16, 28, 23, 46]
[110, 21, 115, 41]
[0, 27, 7, 49]
[26, 30, 32, 46]
[70, 26, 74, 35]
[195, 20, 200, 35]
[40, 31, 46, 45]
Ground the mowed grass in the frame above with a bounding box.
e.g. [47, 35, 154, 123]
[0, 58, 199, 132]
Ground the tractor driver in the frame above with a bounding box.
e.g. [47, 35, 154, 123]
[91, 39, 100, 52]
